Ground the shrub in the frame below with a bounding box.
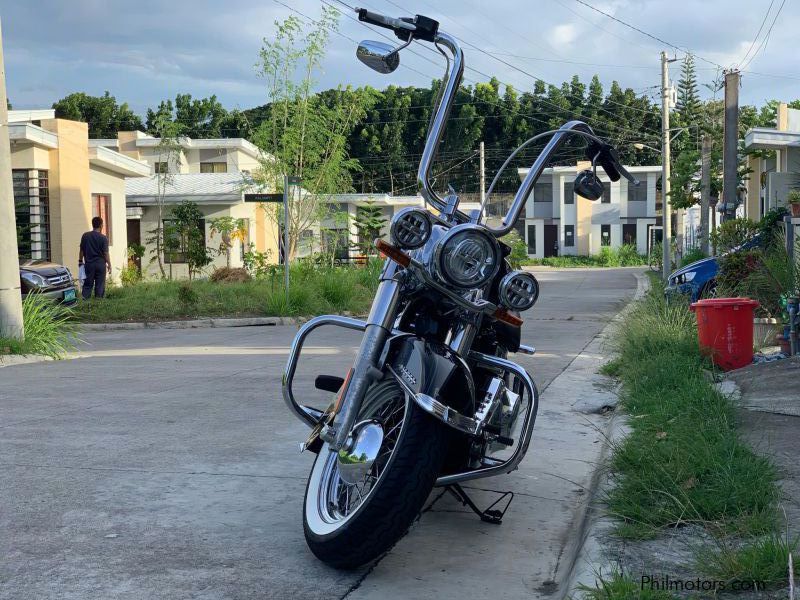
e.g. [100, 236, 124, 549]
[502, 230, 530, 269]
[680, 246, 706, 268]
[617, 244, 642, 266]
[596, 246, 620, 267]
[209, 267, 252, 283]
[0, 295, 78, 358]
[177, 282, 198, 307]
[710, 218, 759, 253]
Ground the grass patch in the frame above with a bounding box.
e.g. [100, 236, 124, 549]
[72, 263, 380, 322]
[525, 245, 648, 268]
[698, 535, 797, 590]
[604, 288, 779, 538]
[576, 570, 678, 599]
[0, 294, 78, 358]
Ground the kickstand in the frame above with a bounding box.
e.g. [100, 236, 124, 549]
[445, 483, 514, 524]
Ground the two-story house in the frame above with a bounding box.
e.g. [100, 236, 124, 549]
[94, 132, 279, 278]
[517, 163, 662, 258]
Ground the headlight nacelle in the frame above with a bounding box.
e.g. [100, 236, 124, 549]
[390, 207, 432, 250]
[432, 224, 501, 289]
[498, 270, 540, 311]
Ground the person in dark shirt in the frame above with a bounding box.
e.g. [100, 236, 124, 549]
[79, 217, 112, 299]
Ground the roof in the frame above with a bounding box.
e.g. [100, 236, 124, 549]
[8, 109, 56, 123]
[743, 127, 800, 150]
[89, 146, 150, 177]
[8, 123, 59, 148]
[323, 193, 424, 206]
[126, 172, 262, 205]
[133, 135, 262, 158]
[518, 164, 662, 181]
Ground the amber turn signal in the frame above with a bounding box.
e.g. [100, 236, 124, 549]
[375, 239, 411, 267]
[493, 308, 523, 327]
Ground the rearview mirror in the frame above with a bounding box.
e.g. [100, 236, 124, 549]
[573, 169, 604, 201]
[357, 40, 400, 74]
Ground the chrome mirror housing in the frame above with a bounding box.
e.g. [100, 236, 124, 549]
[357, 40, 400, 74]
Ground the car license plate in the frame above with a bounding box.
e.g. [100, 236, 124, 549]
[64, 289, 76, 302]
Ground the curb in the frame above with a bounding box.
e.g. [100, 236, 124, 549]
[0, 354, 55, 368]
[559, 272, 651, 599]
[79, 316, 306, 331]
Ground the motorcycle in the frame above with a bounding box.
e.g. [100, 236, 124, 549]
[282, 7, 638, 569]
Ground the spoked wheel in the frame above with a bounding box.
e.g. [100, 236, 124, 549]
[303, 378, 448, 569]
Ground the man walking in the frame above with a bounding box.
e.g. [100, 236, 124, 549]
[79, 217, 111, 299]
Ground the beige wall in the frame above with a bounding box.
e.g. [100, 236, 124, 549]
[40, 119, 92, 277]
[90, 165, 129, 284]
[10, 144, 50, 170]
[574, 160, 593, 255]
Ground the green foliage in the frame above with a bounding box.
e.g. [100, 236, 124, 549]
[242, 245, 275, 278]
[352, 201, 387, 255]
[52, 91, 143, 136]
[604, 288, 779, 538]
[679, 246, 707, 268]
[502, 231, 529, 269]
[710, 217, 759, 253]
[208, 217, 248, 267]
[698, 535, 797, 590]
[526, 246, 647, 268]
[168, 200, 212, 280]
[788, 189, 800, 204]
[0, 295, 78, 359]
[177, 282, 198, 307]
[577, 569, 678, 599]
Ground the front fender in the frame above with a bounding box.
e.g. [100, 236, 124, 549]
[384, 335, 476, 417]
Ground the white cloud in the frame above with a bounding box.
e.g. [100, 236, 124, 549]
[548, 23, 579, 48]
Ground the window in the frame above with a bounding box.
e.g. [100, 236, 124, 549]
[322, 228, 350, 260]
[200, 162, 227, 173]
[526, 224, 536, 254]
[533, 181, 552, 202]
[13, 169, 50, 260]
[601, 183, 611, 204]
[564, 225, 575, 247]
[628, 180, 647, 203]
[623, 224, 637, 246]
[163, 219, 206, 263]
[92, 194, 112, 243]
[154, 162, 168, 174]
[564, 182, 575, 204]
[601, 224, 611, 246]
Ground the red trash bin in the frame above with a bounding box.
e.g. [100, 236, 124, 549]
[690, 298, 759, 371]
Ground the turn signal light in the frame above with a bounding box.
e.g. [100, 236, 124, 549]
[493, 308, 523, 327]
[375, 239, 411, 267]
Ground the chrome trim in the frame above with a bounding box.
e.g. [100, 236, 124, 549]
[487, 120, 596, 236]
[417, 32, 469, 224]
[517, 344, 536, 355]
[498, 271, 540, 311]
[431, 223, 502, 289]
[435, 351, 539, 486]
[282, 315, 370, 428]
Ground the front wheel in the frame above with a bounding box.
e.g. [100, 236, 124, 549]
[303, 379, 448, 569]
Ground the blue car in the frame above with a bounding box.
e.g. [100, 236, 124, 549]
[665, 256, 719, 302]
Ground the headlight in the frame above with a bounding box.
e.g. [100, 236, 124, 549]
[21, 272, 47, 288]
[433, 224, 500, 289]
[390, 207, 432, 249]
[683, 271, 696, 283]
[498, 271, 540, 311]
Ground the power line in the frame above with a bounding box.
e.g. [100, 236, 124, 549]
[736, 0, 776, 68]
[739, 0, 788, 71]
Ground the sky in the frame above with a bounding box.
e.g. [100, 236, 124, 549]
[3, 0, 799, 116]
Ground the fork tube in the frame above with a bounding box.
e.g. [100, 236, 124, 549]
[327, 263, 400, 450]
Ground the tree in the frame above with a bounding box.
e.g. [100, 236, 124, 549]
[252, 7, 372, 260]
[53, 91, 143, 137]
[169, 200, 212, 280]
[209, 217, 248, 267]
[352, 202, 387, 256]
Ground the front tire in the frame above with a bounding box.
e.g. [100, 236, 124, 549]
[303, 379, 448, 569]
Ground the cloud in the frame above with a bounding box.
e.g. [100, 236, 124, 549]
[548, 23, 579, 48]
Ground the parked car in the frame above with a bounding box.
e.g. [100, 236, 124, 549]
[20, 260, 78, 305]
[665, 236, 764, 302]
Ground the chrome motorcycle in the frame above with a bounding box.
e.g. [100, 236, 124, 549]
[282, 7, 638, 569]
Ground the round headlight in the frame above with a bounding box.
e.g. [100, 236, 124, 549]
[434, 224, 500, 289]
[390, 207, 432, 249]
[498, 270, 540, 311]
[21, 271, 47, 288]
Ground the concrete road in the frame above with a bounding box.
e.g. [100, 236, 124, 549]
[0, 267, 639, 600]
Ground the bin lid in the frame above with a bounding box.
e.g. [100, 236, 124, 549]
[690, 297, 760, 310]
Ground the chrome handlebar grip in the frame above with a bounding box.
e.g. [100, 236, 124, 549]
[486, 120, 596, 237]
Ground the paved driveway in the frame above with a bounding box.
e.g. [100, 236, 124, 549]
[0, 267, 639, 600]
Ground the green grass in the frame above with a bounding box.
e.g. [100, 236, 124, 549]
[0, 294, 78, 358]
[72, 263, 380, 323]
[525, 245, 648, 268]
[577, 571, 678, 599]
[697, 535, 797, 590]
[604, 288, 780, 539]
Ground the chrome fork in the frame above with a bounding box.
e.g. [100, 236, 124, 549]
[320, 261, 401, 450]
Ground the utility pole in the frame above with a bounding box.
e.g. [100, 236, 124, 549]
[661, 51, 674, 280]
[0, 18, 24, 340]
[700, 134, 711, 255]
[479, 140, 485, 209]
[722, 69, 740, 223]
[283, 175, 290, 305]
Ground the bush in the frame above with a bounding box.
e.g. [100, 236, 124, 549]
[680, 246, 706, 268]
[502, 230, 529, 269]
[177, 282, 198, 307]
[617, 244, 642, 266]
[209, 267, 252, 283]
[0, 295, 78, 358]
[710, 218, 759, 253]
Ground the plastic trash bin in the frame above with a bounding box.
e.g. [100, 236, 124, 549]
[690, 298, 759, 371]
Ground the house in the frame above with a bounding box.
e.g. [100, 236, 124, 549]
[96, 132, 280, 278]
[743, 102, 800, 220]
[517, 162, 662, 257]
[9, 110, 150, 279]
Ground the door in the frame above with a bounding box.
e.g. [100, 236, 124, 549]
[126, 219, 142, 271]
[544, 224, 558, 257]
[622, 224, 637, 247]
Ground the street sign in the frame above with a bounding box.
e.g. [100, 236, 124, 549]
[244, 193, 283, 203]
